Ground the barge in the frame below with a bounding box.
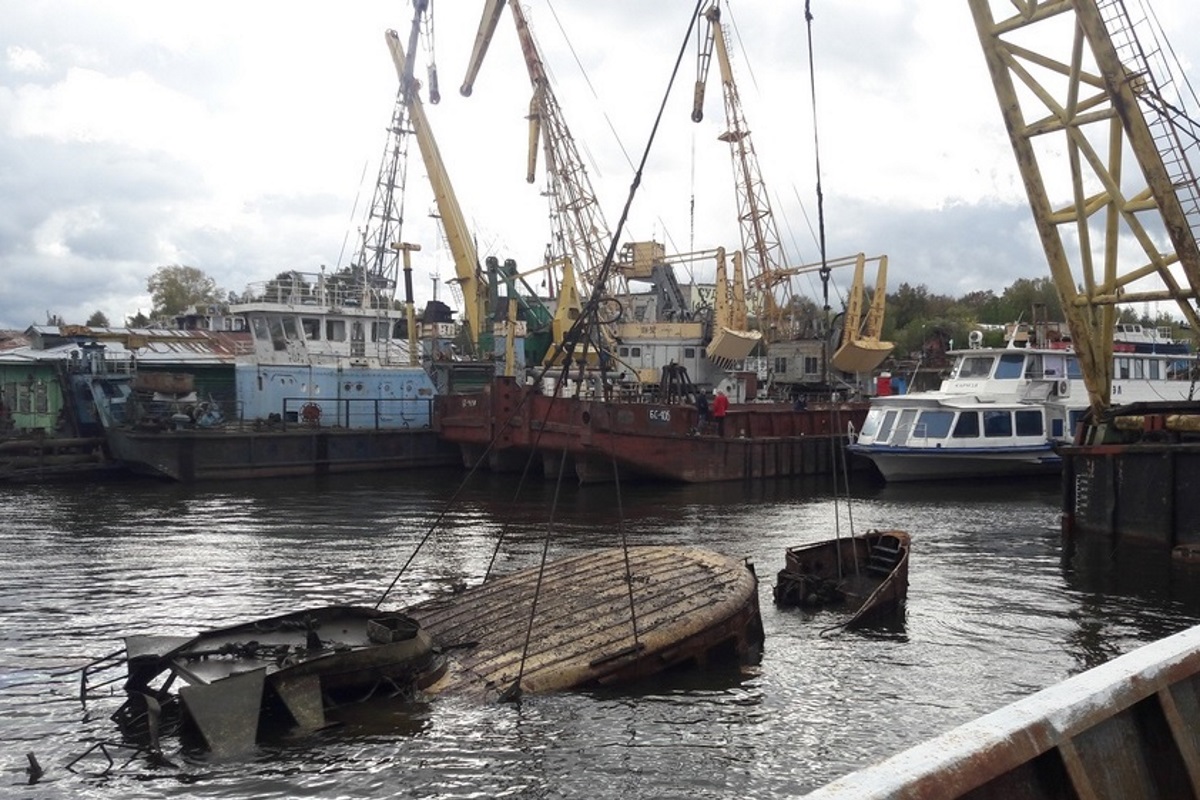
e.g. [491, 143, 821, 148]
[435, 376, 866, 484]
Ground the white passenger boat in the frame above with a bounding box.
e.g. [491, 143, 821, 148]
[848, 330, 1196, 481]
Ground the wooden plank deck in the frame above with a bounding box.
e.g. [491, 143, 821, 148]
[406, 546, 763, 700]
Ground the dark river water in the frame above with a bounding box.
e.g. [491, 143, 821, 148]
[3, 468, 1199, 799]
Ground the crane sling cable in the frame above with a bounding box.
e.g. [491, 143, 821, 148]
[804, 0, 830, 319]
[499, 0, 709, 703]
[377, 0, 707, 646]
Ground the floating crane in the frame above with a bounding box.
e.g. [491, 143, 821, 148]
[384, 12, 489, 356]
[693, 1, 892, 376]
[693, 0, 794, 341]
[968, 0, 1200, 417]
[461, 0, 625, 302]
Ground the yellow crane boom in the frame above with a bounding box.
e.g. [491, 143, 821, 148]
[968, 0, 1200, 417]
[384, 28, 487, 353]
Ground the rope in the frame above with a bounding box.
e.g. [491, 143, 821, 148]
[497, 0, 707, 699]
[804, 1, 830, 318]
[501, 437, 570, 703]
[612, 447, 641, 657]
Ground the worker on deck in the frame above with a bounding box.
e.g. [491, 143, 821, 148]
[712, 389, 729, 438]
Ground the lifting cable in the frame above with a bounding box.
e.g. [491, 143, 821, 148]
[499, 0, 709, 701]
[377, 0, 709, 637]
[804, 1, 831, 318]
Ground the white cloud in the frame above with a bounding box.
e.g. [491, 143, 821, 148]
[0, 0, 1196, 329]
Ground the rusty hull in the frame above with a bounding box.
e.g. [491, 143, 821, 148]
[435, 377, 867, 483]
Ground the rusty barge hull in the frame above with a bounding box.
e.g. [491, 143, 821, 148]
[435, 378, 867, 483]
[405, 545, 763, 700]
[1060, 401, 1200, 547]
[105, 426, 459, 482]
[803, 623, 1200, 799]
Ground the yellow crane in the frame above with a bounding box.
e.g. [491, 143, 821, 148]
[384, 19, 488, 356]
[693, 1, 892, 377]
[968, 0, 1200, 418]
[692, 0, 794, 341]
[461, 0, 625, 302]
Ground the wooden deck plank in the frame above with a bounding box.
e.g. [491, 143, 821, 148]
[405, 546, 761, 699]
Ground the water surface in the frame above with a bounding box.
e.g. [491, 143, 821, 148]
[2, 470, 1196, 798]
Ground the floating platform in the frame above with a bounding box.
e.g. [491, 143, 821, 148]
[103, 426, 459, 481]
[803, 623, 1200, 799]
[406, 545, 764, 700]
[1061, 400, 1200, 546]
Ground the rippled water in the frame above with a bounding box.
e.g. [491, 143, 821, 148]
[3, 469, 1198, 798]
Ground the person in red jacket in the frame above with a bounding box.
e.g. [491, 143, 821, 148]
[712, 389, 729, 437]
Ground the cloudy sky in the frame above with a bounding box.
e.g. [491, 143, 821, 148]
[1, 0, 1197, 330]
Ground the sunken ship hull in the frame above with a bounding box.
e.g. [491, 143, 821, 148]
[435, 377, 867, 484]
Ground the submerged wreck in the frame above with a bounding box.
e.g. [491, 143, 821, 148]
[773, 530, 910, 628]
[109, 606, 445, 756]
[92, 546, 762, 757]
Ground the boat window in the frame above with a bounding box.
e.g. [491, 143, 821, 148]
[1116, 357, 1131, 379]
[372, 322, 389, 342]
[803, 356, 820, 376]
[684, 347, 696, 359]
[281, 315, 299, 341]
[1149, 360, 1161, 380]
[916, 410, 953, 439]
[301, 318, 320, 340]
[1051, 418, 1064, 438]
[269, 316, 287, 352]
[895, 409, 919, 444]
[859, 409, 884, 438]
[1066, 357, 1082, 379]
[251, 315, 270, 342]
[326, 319, 346, 342]
[956, 356, 995, 379]
[952, 411, 980, 438]
[631, 347, 642, 358]
[619, 346, 629, 357]
[1014, 410, 1043, 436]
[983, 410, 1012, 438]
[997, 353, 1025, 379]
[877, 410, 898, 443]
[1043, 353, 1067, 377]
[1131, 359, 1144, 379]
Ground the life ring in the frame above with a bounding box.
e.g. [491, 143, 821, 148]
[300, 402, 322, 425]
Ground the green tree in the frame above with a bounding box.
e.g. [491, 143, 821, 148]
[147, 265, 223, 319]
[86, 310, 109, 327]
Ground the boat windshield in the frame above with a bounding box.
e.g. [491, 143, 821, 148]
[877, 410, 898, 443]
[860, 408, 884, 438]
[956, 356, 995, 379]
[996, 354, 1024, 379]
